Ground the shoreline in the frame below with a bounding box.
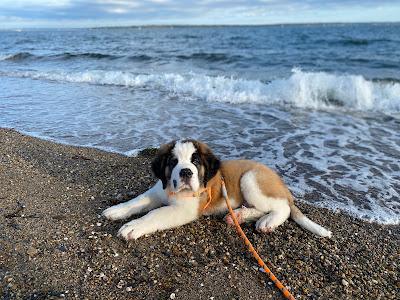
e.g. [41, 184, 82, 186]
[3, 127, 398, 226]
[0, 128, 398, 299]
[0, 126, 149, 158]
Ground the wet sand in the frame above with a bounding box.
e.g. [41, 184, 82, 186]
[0, 128, 398, 300]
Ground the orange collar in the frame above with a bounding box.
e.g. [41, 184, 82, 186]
[167, 186, 213, 211]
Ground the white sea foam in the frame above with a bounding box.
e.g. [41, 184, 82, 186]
[1, 69, 399, 225]
[0, 54, 13, 60]
[278, 126, 400, 225]
[2, 68, 400, 112]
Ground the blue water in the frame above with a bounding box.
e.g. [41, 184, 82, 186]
[0, 24, 399, 224]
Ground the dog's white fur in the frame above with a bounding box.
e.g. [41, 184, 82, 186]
[170, 141, 200, 193]
[103, 140, 332, 240]
[240, 171, 291, 232]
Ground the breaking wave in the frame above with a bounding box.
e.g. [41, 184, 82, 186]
[2, 68, 400, 112]
[176, 52, 243, 62]
[1, 52, 123, 61]
[54, 52, 118, 60]
[0, 51, 239, 63]
[1, 52, 35, 61]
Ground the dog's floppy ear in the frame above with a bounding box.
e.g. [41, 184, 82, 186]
[151, 141, 175, 189]
[196, 142, 220, 187]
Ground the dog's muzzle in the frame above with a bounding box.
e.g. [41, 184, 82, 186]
[179, 168, 193, 179]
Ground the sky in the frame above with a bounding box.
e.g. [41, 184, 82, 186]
[0, 0, 400, 28]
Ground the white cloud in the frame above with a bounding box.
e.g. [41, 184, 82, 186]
[0, 0, 399, 28]
[0, 0, 71, 7]
[105, 7, 128, 14]
[96, 0, 138, 5]
[149, 0, 170, 3]
[96, 0, 141, 13]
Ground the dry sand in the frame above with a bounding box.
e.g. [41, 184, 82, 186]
[0, 128, 398, 299]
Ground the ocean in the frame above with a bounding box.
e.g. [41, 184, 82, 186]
[0, 23, 399, 225]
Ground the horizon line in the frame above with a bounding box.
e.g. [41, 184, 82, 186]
[2, 21, 399, 30]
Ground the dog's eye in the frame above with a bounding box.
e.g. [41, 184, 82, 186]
[169, 158, 178, 167]
[191, 153, 201, 165]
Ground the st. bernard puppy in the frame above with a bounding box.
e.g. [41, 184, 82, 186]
[103, 139, 332, 240]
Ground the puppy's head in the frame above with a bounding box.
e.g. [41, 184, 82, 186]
[151, 139, 220, 192]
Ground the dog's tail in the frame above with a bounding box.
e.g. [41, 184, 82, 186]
[289, 204, 332, 237]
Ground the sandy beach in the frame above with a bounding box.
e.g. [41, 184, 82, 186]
[0, 128, 398, 300]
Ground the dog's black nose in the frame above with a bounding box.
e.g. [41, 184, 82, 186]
[179, 168, 193, 178]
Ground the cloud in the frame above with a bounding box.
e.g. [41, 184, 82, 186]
[0, 0, 71, 9]
[0, 0, 399, 28]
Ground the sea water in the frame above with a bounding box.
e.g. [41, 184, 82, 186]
[0, 24, 399, 224]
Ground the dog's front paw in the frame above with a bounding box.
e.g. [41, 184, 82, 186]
[117, 219, 151, 240]
[102, 203, 131, 220]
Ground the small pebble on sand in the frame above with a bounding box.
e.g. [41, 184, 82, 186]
[342, 279, 349, 287]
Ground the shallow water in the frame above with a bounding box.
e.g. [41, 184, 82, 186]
[0, 24, 399, 224]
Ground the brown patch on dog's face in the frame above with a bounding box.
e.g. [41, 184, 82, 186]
[187, 140, 220, 187]
[151, 141, 176, 189]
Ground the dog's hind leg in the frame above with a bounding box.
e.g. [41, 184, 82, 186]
[255, 207, 290, 233]
[240, 170, 291, 233]
[102, 180, 166, 220]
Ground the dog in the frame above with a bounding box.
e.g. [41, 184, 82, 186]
[103, 139, 332, 240]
